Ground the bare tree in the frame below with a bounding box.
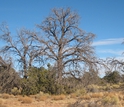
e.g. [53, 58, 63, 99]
[0, 23, 43, 78]
[34, 8, 96, 84]
[100, 57, 124, 73]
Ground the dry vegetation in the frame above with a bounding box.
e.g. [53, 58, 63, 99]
[0, 84, 123, 107]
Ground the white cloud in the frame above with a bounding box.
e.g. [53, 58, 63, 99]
[98, 49, 124, 56]
[99, 56, 124, 61]
[92, 38, 124, 46]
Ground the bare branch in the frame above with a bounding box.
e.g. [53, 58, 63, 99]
[34, 8, 96, 84]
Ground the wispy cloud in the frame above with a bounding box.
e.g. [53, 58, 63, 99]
[98, 49, 124, 56]
[92, 38, 124, 46]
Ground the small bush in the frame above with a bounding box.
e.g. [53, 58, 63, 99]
[11, 87, 21, 95]
[87, 84, 99, 92]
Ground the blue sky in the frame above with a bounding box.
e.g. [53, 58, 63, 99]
[0, 0, 124, 60]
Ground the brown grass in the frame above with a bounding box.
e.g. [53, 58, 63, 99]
[52, 94, 66, 100]
[102, 96, 119, 105]
[1, 94, 10, 99]
[18, 96, 32, 104]
[0, 105, 8, 107]
[0, 98, 8, 107]
[70, 93, 77, 98]
[0, 99, 3, 105]
[34, 93, 50, 101]
[112, 84, 120, 89]
[104, 92, 118, 98]
[0, 88, 123, 107]
[37, 95, 48, 101]
[90, 92, 104, 98]
[102, 93, 120, 105]
[80, 94, 91, 100]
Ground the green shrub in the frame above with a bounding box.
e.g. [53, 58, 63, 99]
[104, 71, 121, 84]
[11, 87, 21, 95]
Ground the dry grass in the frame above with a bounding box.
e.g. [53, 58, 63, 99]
[18, 96, 32, 104]
[90, 92, 104, 98]
[52, 94, 66, 100]
[0, 99, 7, 107]
[111, 84, 120, 89]
[0, 86, 123, 107]
[121, 100, 124, 107]
[0, 105, 8, 107]
[34, 93, 50, 101]
[101, 92, 120, 106]
[18, 96, 24, 101]
[102, 95, 119, 105]
[75, 88, 86, 96]
[29, 95, 36, 98]
[1, 94, 10, 99]
[80, 94, 91, 100]
[36, 95, 48, 101]
[0, 99, 3, 105]
[70, 93, 77, 98]
[104, 92, 118, 98]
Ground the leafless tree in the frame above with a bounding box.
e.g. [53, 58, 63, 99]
[105, 57, 124, 73]
[33, 8, 96, 84]
[0, 23, 44, 78]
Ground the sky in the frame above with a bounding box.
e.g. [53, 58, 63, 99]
[0, 0, 124, 74]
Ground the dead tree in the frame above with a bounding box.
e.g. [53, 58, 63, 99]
[34, 8, 96, 84]
[0, 23, 43, 78]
